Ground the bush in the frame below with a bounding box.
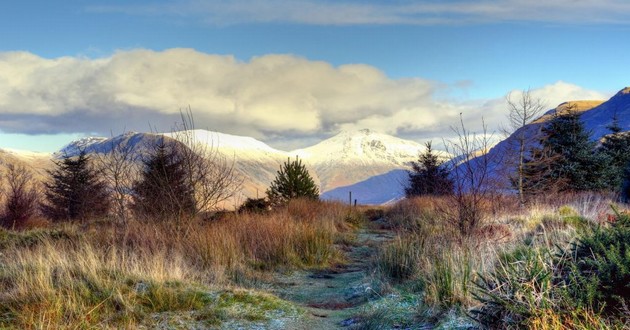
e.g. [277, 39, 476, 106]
[561, 210, 630, 314]
[1, 164, 40, 229]
[472, 209, 630, 328]
[238, 198, 270, 214]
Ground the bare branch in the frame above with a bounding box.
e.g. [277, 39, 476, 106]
[94, 132, 141, 225]
[503, 89, 547, 206]
[1, 163, 40, 229]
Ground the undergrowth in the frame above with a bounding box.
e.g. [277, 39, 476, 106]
[368, 194, 630, 329]
[0, 199, 350, 329]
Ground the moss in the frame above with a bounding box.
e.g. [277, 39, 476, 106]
[137, 281, 210, 312]
[562, 215, 590, 232]
[182, 289, 302, 327]
[558, 205, 578, 217]
[217, 290, 288, 311]
[0, 228, 76, 250]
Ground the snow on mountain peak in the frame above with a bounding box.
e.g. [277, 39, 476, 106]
[167, 129, 283, 153]
[292, 129, 426, 166]
[56, 136, 109, 157]
[164, 129, 287, 163]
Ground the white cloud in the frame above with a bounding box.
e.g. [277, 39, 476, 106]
[0, 50, 610, 149]
[88, 0, 630, 26]
[0, 49, 434, 139]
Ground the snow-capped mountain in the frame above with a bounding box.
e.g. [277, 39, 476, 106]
[292, 129, 431, 192]
[52, 128, 426, 205]
[4, 87, 630, 206]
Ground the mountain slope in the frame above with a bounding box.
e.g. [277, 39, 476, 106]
[56, 131, 290, 206]
[321, 169, 408, 205]
[465, 87, 630, 191]
[292, 129, 430, 192]
[0, 148, 52, 191]
[5, 88, 629, 206]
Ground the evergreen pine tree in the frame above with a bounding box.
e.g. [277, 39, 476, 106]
[42, 151, 110, 221]
[522, 107, 608, 193]
[267, 157, 319, 205]
[132, 140, 196, 220]
[599, 115, 630, 191]
[405, 141, 453, 197]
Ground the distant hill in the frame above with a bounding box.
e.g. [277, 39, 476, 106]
[0, 148, 52, 176]
[460, 87, 630, 191]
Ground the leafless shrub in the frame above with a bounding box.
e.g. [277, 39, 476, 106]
[1, 163, 40, 229]
[132, 108, 242, 231]
[443, 115, 500, 237]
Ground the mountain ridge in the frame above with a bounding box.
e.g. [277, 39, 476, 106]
[4, 87, 629, 206]
[33, 128, 430, 206]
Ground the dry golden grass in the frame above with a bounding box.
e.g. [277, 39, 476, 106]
[0, 198, 355, 328]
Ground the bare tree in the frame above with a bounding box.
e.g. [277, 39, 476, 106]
[2, 164, 40, 229]
[503, 89, 546, 206]
[95, 132, 140, 225]
[444, 115, 498, 237]
[170, 108, 242, 220]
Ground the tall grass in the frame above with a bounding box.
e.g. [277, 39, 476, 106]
[372, 193, 625, 327]
[0, 198, 351, 328]
[0, 237, 204, 328]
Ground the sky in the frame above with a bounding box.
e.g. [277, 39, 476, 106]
[1, 0, 629, 152]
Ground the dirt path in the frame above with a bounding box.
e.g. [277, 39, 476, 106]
[270, 227, 395, 329]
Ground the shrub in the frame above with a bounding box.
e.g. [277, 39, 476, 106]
[1, 164, 40, 229]
[238, 198, 270, 214]
[472, 209, 630, 328]
[561, 210, 630, 314]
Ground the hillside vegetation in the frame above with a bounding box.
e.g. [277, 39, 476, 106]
[0, 195, 628, 328]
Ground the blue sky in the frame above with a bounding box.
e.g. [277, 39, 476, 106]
[1, 0, 629, 151]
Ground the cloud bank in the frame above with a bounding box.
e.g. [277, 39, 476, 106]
[0, 49, 434, 138]
[0, 49, 609, 149]
[89, 0, 630, 26]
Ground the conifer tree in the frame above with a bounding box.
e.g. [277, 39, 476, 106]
[522, 107, 608, 193]
[267, 157, 319, 205]
[599, 115, 630, 191]
[42, 151, 110, 221]
[132, 140, 196, 220]
[405, 141, 453, 197]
